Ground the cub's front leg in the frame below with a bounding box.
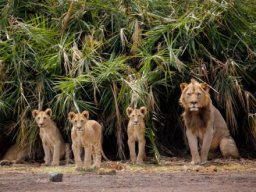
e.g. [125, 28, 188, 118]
[42, 142, 51, 166]
[128, 137, 136, 163]
[186, 129, 200, 165]
[72, 144, 82, 169]
[137, 137, 145, 164]
[51, 141, 61, 166]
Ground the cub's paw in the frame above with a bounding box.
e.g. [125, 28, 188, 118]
[136, 159, 144, 165]
[191, 160, 201, 165]
[51, 162, 60, 166]
[200, 160, 208, 165]
[75, 166, 83, 171]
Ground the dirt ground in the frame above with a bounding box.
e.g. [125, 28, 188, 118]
[0, 157, 256, 192]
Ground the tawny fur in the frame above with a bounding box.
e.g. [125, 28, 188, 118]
[68, 111, 103, 169]
[1, 143, 29, 164]
[32, 108, 66, 166]
[126, 106, 147, 164]
[179, 79, 239, 164]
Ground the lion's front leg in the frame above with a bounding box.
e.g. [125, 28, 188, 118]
[200, 127, 214, 164]
[84, 145, 92, 169]
[42, 142, 51, 166]
[186, 129, 200, 165]
[51, 141, 61, 166]
[128, 137, 136, 163]
[137, 137, 145, 164]
[72, 144, 82, 169]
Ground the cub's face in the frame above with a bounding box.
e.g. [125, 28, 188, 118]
[179, 79, 209, 112]
[32, 108, 52, 128]
[126, 106, 147, 125]
[68, 111, 89, 132]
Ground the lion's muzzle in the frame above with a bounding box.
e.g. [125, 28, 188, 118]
[38, 123, 45, 128]
[189, 102, 199, 111]
[76, 127, 83, 132]
[133, 120, 140, 125]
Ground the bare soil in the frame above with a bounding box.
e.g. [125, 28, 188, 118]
[0, 157, 256, 192]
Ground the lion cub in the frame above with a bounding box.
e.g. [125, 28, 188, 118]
[179, 79, 239, 164]
[32, 108, 66, 166]
[126, 106, 147, 164]
[68, 111, 102, 169]
[1, 143, 30, 165]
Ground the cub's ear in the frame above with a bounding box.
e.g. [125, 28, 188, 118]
[45, 108, 52, 117]
[139, 106, 147, 116]
[180, 83, 188, 91]
[32, 110, 39, 118]
[126, 107, 133, 116]
[68, 112, 76, 122]
[201, 83, 209, 92]
[82, 111, 89, 119]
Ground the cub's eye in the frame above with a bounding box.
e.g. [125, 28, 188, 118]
[74, 120, 77, 123]
[81, 119, 84, 122]
[196, 92, 201, 96]
[131, 114, 135, 117]
[43, 117, 46, 119]
[187, 92, 192, 96]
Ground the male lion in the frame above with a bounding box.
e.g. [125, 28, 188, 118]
[32, 108, 67, 166]
[126, 106, 147, 164]
[179, 79, 239, 165]
[68, 111, 103, 169]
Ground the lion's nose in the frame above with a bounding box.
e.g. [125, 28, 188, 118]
[191, 101, 197, 105]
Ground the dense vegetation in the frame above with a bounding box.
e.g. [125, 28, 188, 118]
[0, 0, 256, 160]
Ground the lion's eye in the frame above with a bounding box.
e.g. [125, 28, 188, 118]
[196, 92, 201, 96]
[81, 119, 84, 122]
[187, 92, 192, 96]
[43, 117, 46, 120]
[74, 120, 77, 123]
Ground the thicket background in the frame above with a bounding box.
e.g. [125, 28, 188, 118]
[0, 0, 256, 161]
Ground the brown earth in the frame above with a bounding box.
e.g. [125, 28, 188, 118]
[0, 157, 256, 192]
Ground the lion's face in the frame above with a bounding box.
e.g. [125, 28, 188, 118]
[179, 79, 210, 112]
[68, 111, 89, 132]
[32, 108, 52, 128]
[126, 106, 147, 125]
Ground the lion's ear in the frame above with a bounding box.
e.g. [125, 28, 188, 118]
[45, 108, 52, 117]
[68, 112, 76, 122]
[126, 107, 133, 116]
[32, 110, 39, 118]
[201, 83, 209, 92]
[82, 111, 89, 119]
[139, 106, 147, 116]
[180, 83, 188, 91]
